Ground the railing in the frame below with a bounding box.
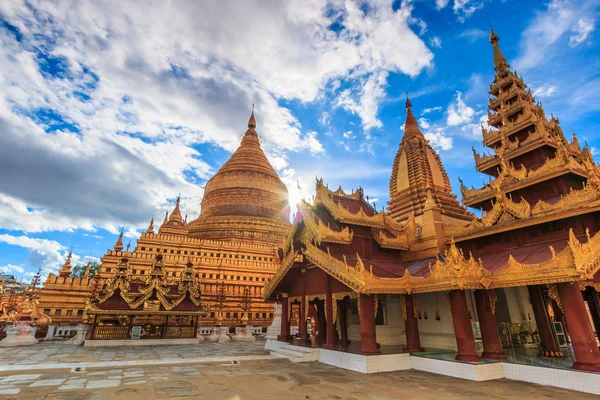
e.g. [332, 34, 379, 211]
[165, 326, 196, 338]
[93, 325, 129, 340]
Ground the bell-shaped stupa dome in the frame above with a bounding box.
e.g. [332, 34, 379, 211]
[188, 108, 290, 246]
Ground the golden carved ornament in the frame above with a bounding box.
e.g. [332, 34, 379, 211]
[282, 220, 298, 255]
[315, 184, 387, 229]
[372, 229, 408, 250]
[488, 290, 498, 314]
[399, 295, 407, 320]
[448, 181, 600, 239]
[546, 284, 562, 312]
[315, 177, 362, 200]
[568, 228, 600, 280]
[263, 248, 299, 301]
[489, 245, 577, 289]
[428, 240, 490, 290]
[298, 202, 354, 246]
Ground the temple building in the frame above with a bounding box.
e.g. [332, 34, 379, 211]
[39, 110, 290, 329]
[266, 29, 600, 375]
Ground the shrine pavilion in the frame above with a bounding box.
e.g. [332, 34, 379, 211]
[84, 254, 209, 343]
[265, 29, 600, 378]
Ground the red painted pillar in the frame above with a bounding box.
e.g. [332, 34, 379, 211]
[339, 298, 349, 348]
[449, 290, 481, 362]
[324, 275, 336, 349]
[584, 287, 600, 342]
[528, 285, 563, 357]
[557, 282, 600, 372]
[474, 289, 507, 360]
[404, 294, 423, 352]
[358, 294, 379, 354]
[299, 269, 308, 345]
[278, 295, 291, 342]
[316, 300, 326, 345]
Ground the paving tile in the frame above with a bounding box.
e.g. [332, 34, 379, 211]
[29, 378, 66, 387]
[0, 374, 42, 382]
[85, 379, 121, 389]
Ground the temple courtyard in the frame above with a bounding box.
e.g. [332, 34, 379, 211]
[0, 342, 597, 399]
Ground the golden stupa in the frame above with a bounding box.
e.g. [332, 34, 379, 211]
[188, 108, 291, 246]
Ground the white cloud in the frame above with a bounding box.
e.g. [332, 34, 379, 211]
[303, 131, 325, 155]
[429, 36, 442, 49]
[0, 0, 434, 236]
[422, 106, 442, 115]
[425, 130, 453, 151]
[418, 118, 431, 129]
[343, 131, 355, 139]
[516, 0, 599, 70]
[458, 28, 487, 44]
[0, 264, 25, 274]
[447, 91, 475, 126]
[436, 0, 450, 10]
[0, 233, 98, 274]
[453, 0, 483, 23]
[569, 18, 595, 47]
[532, 84, 558, 98]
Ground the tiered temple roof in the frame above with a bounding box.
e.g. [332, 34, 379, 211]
[449, 29, 600, 242]
[86, 255, 209, 316]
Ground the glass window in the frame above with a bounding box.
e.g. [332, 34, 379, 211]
[55, 309, 62, 316]
[66, 310, 73, 317]
[226, 312, 231, 319]
[262, 313, 267, 318]
[210, 312, 215, 318]
[77, 310, 84, 316]
[43, 308, 51, 314]
[233, 312, 238, 319]
[269, 313, 273, 319]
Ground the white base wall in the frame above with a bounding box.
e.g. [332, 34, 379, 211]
[411, 356, 504, 381]
[503, 362, 600, 395]
[84, 338, 202, 347]
[318, 349, 411, 374]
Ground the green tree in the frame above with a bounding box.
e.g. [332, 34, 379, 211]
[71, 262, 101, 278]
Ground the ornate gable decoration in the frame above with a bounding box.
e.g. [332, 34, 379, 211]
[427, 240, 490, 290]
[87, 254, 208, 314]
[298, 202, 354, 246]
[569, 228, 600, 280]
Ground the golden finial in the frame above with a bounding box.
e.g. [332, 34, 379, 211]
[405, 90, 412, 109]
[248, 104, 256, 128]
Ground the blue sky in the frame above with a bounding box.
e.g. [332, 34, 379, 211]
[0, 0, 598, 282]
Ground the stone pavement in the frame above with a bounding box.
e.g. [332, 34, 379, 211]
[0, 341, 269, 366]
[0, 358, 596, 399]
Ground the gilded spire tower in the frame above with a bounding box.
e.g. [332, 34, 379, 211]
[388, 97, 472, 225]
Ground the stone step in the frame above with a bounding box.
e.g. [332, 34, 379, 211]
[281, 345, 314, 354]
[275, 348, 307, 359]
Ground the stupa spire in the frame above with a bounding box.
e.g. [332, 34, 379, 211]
[114, 230, 124, 252]
[248, 103, 256, 128]
[58, 249, 73, 278]
[168, 195, 182, 223]
[146, 216, 154, 234]
[489, 29, 508, 71]
[403, 94, 425, 140]
[83, 261, 91, 279]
